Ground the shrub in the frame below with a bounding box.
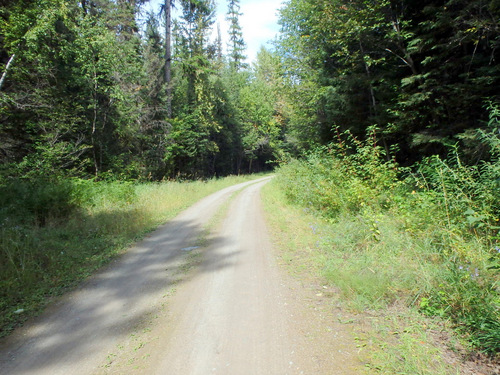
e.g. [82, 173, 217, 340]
[275, 127, 500, 355]
[0, 178, 79, 226]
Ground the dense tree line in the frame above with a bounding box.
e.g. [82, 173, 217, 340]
[277, 0, 500, 165]
[1, 0, 498, 181]
[0, 0, 283, 180]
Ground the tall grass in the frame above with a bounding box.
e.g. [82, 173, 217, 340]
[261, 182, 461, 374]
[0, 174, 260, 337]
[273, 127, 500, 356]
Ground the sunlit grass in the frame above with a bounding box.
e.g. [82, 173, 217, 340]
[268, 146, 500, 356]
[0, 174, 266, 337]
[261, 179, 463, 374]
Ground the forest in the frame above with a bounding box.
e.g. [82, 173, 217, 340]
[0, 0, 499, 359]
[0, 0, 498, 179]
[0, 0, 283, 179]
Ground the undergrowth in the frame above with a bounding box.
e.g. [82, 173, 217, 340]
[261, 181, 461, 374]
[0, 174, 260, 337]
[274, 123, 500, 357]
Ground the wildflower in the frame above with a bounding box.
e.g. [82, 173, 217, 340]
[458, 265, 463, 270]
[495, 246, 500, 253]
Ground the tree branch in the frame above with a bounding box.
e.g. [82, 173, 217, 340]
[0, 54, 16, 91]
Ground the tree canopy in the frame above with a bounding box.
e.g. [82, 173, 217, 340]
[0, 0, 498, 180]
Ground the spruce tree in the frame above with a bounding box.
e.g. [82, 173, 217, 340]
[164, 0, 173, 118]
[226, 0, 247, 70]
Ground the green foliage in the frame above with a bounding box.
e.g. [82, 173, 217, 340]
[412, 153, 500, 231]
[164, 113, 219, 178]
[0, 0, 283, 181]
[278, 128, 399, 217]
[409, 104, 500, 235]
[0, 177, 79, 226]
[275, 130, 500, 355]
[0, 0, 152, 179]
[262, 180, 461, 374]
[276, 0, 500, 162]
[226, 0, 247, 70]
[441, 259, 499, 353]
[238, 73, 281, 172]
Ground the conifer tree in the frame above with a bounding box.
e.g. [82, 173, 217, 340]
[164, 0, 173, 118]
[226, 0, 247, 70]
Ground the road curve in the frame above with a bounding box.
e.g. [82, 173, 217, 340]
[0, 177, 277, 374]
[1, 177, 359, 375]
[148, 178, 295, 374]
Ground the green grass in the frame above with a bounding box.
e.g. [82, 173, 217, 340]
[261, 180, 464, 373]
[267, 139, 500, 357]
[0, 174, 266, 337]
[367, 311, 461, 375]
[260, 137, 500, 371]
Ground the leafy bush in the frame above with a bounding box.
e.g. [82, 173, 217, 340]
[277, 127, 400, 218]
[0, 178, 79, 226]
[412, 154, 500, 232]
[275, 127, 500, 355]
[417, 254, 499, 354]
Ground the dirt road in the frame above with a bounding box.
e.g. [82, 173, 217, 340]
[0, 177, 359, 375]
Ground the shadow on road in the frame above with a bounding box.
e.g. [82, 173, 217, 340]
[0, 215, 238, 374]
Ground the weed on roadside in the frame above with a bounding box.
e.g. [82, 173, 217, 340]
[263, 127, 500, 370]
[261, 181, 465, 374]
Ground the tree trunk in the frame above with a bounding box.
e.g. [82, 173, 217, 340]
[165, 0, 172, 118]
[91, 64, 99, 178]
[0, 53, 16, 91]
[359, 41, 377, 117]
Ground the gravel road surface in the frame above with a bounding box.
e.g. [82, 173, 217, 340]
[0, 177, 359, 375]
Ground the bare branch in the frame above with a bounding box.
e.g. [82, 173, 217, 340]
[0, 54, 16, 91]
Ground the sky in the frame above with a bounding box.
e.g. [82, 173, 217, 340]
[145, 0, 284, 63]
